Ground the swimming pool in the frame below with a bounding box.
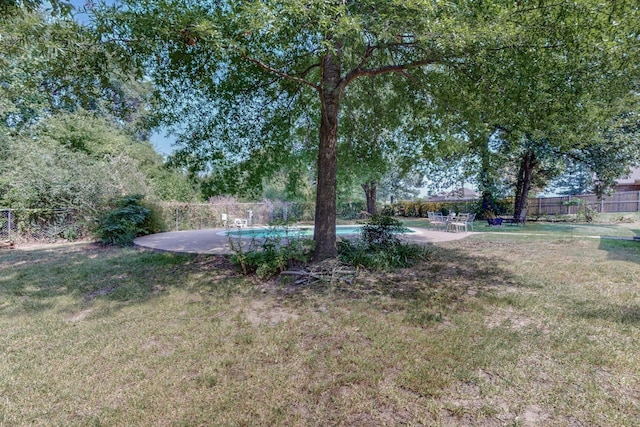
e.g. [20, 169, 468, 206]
[223, 225, 413, 239]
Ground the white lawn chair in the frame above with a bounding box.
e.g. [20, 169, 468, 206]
[448, 213, 474, 233]
[466, 213, 476, 231]
[427, 211, 437, 228]
[234, 218, 248, 228]
[221, 213, 228, 227]
[431, 212, 447, 230]
[447, 214, 469, 233]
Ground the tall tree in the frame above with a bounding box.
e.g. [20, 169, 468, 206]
[338, 76, 425, 214]
[421, 1, 640, 218]
[1, 4, 199, 210]
[0, 4, 151, 135]
[91, 0, 514, 260]
[92, 0, 639, 257]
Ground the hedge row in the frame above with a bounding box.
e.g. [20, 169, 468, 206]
[382, 198, 513, 218]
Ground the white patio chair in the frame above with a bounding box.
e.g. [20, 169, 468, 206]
[427, 211, 437, 228]
[466, 213, 476, 231]
[234, 218, 248, 228]
[448, 213, 471, 233]
[431, 212, 446, 230]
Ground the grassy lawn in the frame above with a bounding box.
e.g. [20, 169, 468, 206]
[403, 216, 640, 239]
[1, 226, 639, 426]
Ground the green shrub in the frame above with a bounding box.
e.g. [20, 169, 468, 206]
[338, 238, 430, 271]
[361, 214, 405, 248]
[386, 201, 467, 218]
[95, 195, 164, 245]
[339, 214, 431, 270]
[229, 225, 314, 279]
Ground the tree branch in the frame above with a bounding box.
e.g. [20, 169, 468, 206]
[342, 58, 437, 88]
[241, 53, 320, 92]
[296, 62, 321, 78]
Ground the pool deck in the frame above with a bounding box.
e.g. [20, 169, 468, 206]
[133, 226, 473, 255]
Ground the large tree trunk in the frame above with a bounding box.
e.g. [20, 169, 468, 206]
[476, 133, 495, 217]
[513, 150, 537, 222]
[313, 51, 341, 261]
[361, 181, 377, 215]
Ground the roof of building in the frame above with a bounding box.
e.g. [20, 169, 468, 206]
[615, 167, 640, 184]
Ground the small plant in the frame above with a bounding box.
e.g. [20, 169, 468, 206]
[360, 214, 405, 249]
[338, 214, 430, 270]
[95, 195, 165, 245]
[561, 198, 598, 223]
[228, 223, 314, 279]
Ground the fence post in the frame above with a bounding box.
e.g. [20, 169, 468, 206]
[637, 191, 640, 213]
[7, 210, 11, 239]
[538, 197, 541, 216]
[175, 207, 179, 231]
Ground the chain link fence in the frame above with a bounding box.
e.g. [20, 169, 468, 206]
[0, 200, 341, 241]
[157, 201, 317, 231]
[0, 208, 91, 242]
[4, 191, 640, 242]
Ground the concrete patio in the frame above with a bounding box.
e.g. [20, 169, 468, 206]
[133, 227, 473, 255]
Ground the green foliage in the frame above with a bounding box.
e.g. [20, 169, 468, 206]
[0, 131, 114, 211]
[1, 0, 72, 17]
[90, 0, 640, 260]
[473, 195, 511, 219]
[151, 168, 202, 202]
[338, 214, 430, 271]
[0, 109, 201, 221]
[229, 227, 314, 280]
[1, 6, 151, 132]
[95, 195, 164, 246]
[561, 198, 598, 223]
[337, 199, 367, 220]
[360, 214, 405, 249]
[389, 201, 469, 218]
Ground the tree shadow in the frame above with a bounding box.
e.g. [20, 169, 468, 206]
[598, 238, 640, 264]
[277, 243, 521, 323]
[0, 241, 522, 325]
[570, 299, 640, 325]
[0, 243, 237, 317]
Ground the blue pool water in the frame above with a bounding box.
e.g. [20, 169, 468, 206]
[224, 225, 413, 239]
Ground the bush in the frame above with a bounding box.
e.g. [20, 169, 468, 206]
[229, 225, 314, 279]
[95, 195, 165, 245]
[339, 214, 431, 270]
[360, 214, 405, 248]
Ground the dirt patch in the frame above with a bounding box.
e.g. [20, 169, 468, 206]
[191, 254, 236, 270]
[520, 405, 552, 425]
[485, 306, 549, 334]
[243, 300, 299, 326]
[140, 338, 176, 357]
[65, 308, 93, 322]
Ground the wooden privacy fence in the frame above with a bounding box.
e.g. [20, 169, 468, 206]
[529, 191, 640, 216]
[391, 191, 640, 218]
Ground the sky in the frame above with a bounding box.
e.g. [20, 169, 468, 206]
[150, 130, 176, 156]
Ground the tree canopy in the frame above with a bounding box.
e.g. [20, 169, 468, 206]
[90, 0, 640, 258]
[1, 4, 201, 213]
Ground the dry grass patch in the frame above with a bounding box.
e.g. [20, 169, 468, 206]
[1, 236, 639, 426]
